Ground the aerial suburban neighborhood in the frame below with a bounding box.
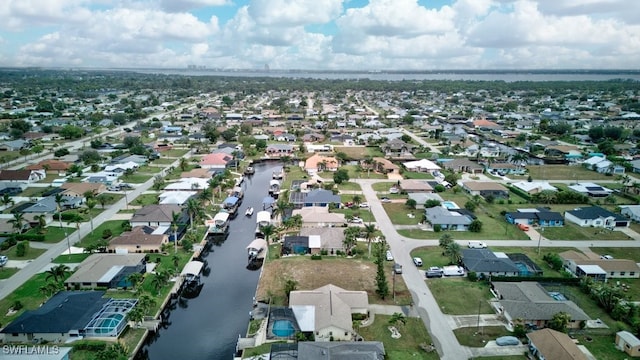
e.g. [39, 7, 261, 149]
[0, 70, 640, 360]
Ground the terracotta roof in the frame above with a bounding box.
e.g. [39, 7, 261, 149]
[463, 181, 508, 191]
[109, 226, 166, 246]
[25, 159, 71, 171]
[0, 170, 32, 181]
[60, 182, 105, 195]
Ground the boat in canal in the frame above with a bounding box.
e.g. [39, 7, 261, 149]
[272, 168, 284, 180]
[245, 207, 254, 217]
[244, 166, 255, 175]
[223, 196, 240, 217]
[268, 179, 281, 198]
[247, 238, 268, 269]
[206, 212, 230, 235]
[231, 186, 244, 202]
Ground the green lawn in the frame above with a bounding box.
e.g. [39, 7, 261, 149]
[0, 273, 52, 324]
[426, 278, 495, 315]
[136, 165, 163, 174]
[161, 149, 190, 157]
[151, 158, 176, 165]
[402, 171, 434, 179]
[122, 173, 153, 184]
[0, 245, 46, 260]
[77, 220, 127, 249]
[541, 223, 632, 241]
[372, 182, 398, 192]
[132, 193, 159, 206]
[0, 267, 20, 279]
[19, 186, 50, 198]
[524, 165, 616, 181]
[358, 315, 439, 360]
[383, 203, 421, 225]
[573, 333, 629, 360]
[336, 181, 362, 192]
[52, 253, 91, 263]
[332, 208, 375, 223]
[454, 326, 514, 347]
[29, 226, 76, 243]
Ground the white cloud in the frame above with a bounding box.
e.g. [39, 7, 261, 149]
[0, 0, 91, 30]
[160, 0, 230, 12]
[248, 0, 343, 26]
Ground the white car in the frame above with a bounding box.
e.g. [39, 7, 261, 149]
[359, 202, 369, 208]
[381, 197, 391, 203]
[413, 257, 423, 267]
[350, 217, 363, 224]
[0, 255, 8, 266]
[389, 187, 399, 194]
[386, 250, 394, 261]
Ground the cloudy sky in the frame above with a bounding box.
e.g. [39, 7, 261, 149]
[0, 0, 638, 70]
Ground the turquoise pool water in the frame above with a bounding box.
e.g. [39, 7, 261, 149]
[95, 313, 124, 334]
[442, 201, 459, 209]
[272, 320, 296, 337]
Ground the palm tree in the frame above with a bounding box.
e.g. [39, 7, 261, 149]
[179, 157, 189, 171]
[198, 188, 212, 205]
[8, 212, 26, 233]
[388, 312, 407, 328]
[444, 242, 462, 265]
[171, 211, 181, 253]
[185, 198, 200, 231]
[352, 195, 362, 206]
[34, 214, 47, 234]
[151, 269, 171, 294]
[137, 293, 157, 315]
[439, 234, 453, 249]
[1, 193, 14, 208]
[45, 264, 70, 283]
[126, 272, 144, 293]
[363, 224, 377, 257]
[54, 193, 66, 231]
[208, 177, 221, 203]
[261, 224, 276, 244]
[127, 306, 145, 326]
[85, 199, 97, 233]
[342, 227, 358, 254]
[39, 282, 62, 298]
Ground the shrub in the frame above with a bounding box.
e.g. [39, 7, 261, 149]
[11, 300, 23, 311]
[102, 229, 113, 239]
[15, 241, 28, 257]
[467, 272, 478, 282]
[311, 254, 322, 260]
[433, 224, 442, 232]
[320, 249, 328, 256]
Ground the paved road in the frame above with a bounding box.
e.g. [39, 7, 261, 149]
[0, 155, 185, 300]
[357, 179, 470, 360]
[401, 127, 441, 154]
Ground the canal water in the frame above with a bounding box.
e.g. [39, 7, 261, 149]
[136, 161, 281, 360]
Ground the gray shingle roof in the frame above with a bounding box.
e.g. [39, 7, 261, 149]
[462, 249, 520, 273]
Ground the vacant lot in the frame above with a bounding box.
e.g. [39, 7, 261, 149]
[358, 315, 438, 360]
[426, 278, 495, 315]
[256, 256, 412, 306]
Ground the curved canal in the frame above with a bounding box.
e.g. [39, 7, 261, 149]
[136, 161, 281, 360]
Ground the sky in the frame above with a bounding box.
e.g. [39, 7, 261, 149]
[0, 0, 638, 70]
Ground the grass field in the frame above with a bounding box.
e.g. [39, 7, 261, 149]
[333, 146, 384, 160]
[383, 203, 422, 225]
[403, 171, 434, 179]
[336, 181, 362, 192]
[0, 245, 46, 260]
[426, 278, 495, 315]
[540, 223, 632, 241]
[77, 220, 127, 249]
[517, 165, 615, 181]
[122, 173, 153, 183]
[0, 268, 19, 279]
[358, 315, 439, 360]
[52, 253, 91, 263]
[150, 158, 177, 165]
[0, 273, 51, 324]
[132, 193, 159, 206]
[19, 186, 50, 198]
[372, 182, 398, 192]
[454, 326, 514, 347]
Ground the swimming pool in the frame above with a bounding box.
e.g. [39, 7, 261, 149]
[95, 313, 124, 334]
[548, 292, 568, 301]
[272, 319, 296, 337]
[442, 201, 460, 210]
[515, 262, 530, 276]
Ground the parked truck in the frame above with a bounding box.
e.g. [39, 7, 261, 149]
[442, 265, 465, 277]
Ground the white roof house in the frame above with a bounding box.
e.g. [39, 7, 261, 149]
[158, 191, 196, 205]
[164, 177, 209, 191]
[403, 159, 441, 172]
[511, 181, 557, 194]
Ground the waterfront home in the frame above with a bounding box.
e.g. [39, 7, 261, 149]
[527, 328, 588, 360]
[564, 206, 629, 228]
[130, 204, 187, 228]
[304, 153, 339, 174]
[288, 189, 341, 209]
[292, 206, 346, 227]
[199, 153, 233, 170]
[164, 177, 209, 191]
[64, 254, 146, 290]
[289, 284, 368, 341]
[299, 227, 346, 254]
[0, 291, 137, 342]
[108, 226, 170, 253]
[158, 190, 197, 205]
[265, 144, 295, 158]
[492, 282, 589, 330]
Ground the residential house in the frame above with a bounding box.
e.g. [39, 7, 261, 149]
[527, 328, 588, 360]
[564, 206, 629, 228]
[511, 181, 557, 195]
[304, 153, 339, 174]
[505, 208, 564, 227]
[25, 159, 71, 174]
[630, 159, 640, 174]
[112, 154, 148, 166]
[108, 226, 170, 253]
[289, 189, 341, 209]
[372, 157, 400, 175]
[22, 195, 83, 214]
[567, 183, 613, 197]
[292, 206, 346, 228]
[0, 291, 136, 342]
[486, 162, 526, 175]
[0, 169, 45, 184]
[0, 139, 28, 151]
[0, 181, 26, 196]
[424, 206, 473, 231]
[440, 158, 484, 174]
[462, 181, 509, 199]
[381, 138, 415, 158]
[399, 180, 433, 193]
[616, 331, 640, 357]
[559, 250, 640, 281]
[461, 249, 541, 278]
[289, 284, 368, 341]
[164, 177, 209, 191]
[407, 193, 444, 209]
[158, 191, 197, 205]
[544, 145, 582, 162]
[180, 168, 214, 179]
[276, 133, 297, 142]
[265, 144, 295, 157]
[492, 281, 590, 330]
[200, 153, 233, 169]
[282, 235, 312, 255]
[60, 182, 106, 197]
[473, 118, 501, 130]
[619, 205, 640, 222]
[64, 254, 146, 290]
[130, 204, 187, 228]
[402, 159, 440, 173]
[299, 227, 346, 254]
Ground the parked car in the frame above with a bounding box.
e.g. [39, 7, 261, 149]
[428, 266, 443, 273]
[468, 241, 487, 249]
[426, 270, 443, 278]
[517, 223, 530, 231]
[119, 183, 134, 189]
[359, 202, 369, 208]
[381, 197, 391, 203]
[107, 185, 121, 191]
[393, 263, 403, 274]
[386, 250, 394, 261]
[600, 254, 614, 260]
[0, 255, 8, 266]
[413, 257, 423, 266]
[344, 202, 354, 208]
[495, 336, 520, 346]
[389, 187, 399, 194]
[350, 217, 363, 224]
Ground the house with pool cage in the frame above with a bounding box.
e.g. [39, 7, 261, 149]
[0, 291, 137, 343]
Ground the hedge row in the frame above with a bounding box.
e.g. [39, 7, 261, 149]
[490, 276, 580, 285]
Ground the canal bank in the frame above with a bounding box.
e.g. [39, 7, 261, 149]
[135, 161, 281, 360]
